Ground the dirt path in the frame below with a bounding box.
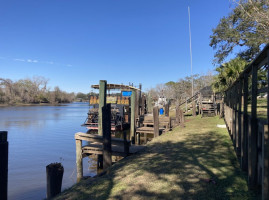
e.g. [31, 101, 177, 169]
[55, 116, 258, 200]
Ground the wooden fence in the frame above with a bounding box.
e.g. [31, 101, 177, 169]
[224, 44, 269, 199]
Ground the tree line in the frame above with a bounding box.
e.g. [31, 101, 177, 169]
[0, 77, 76, 104]
[148, 73, 214, 106]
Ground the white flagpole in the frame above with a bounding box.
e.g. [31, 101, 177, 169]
[188, 6, 194, 97]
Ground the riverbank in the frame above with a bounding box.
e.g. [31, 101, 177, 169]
[54, 116, 258, 200]
[0, 102, 72, 107]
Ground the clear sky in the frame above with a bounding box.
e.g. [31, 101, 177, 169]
[0, 0, 232, 93]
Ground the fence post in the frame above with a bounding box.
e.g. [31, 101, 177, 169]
[130, 89, 136, 144]
[264, 49, 269, 200]
[141, 95, 146, 115]
[165, 103, 169, 117]
[98, 80, 107, 136]
[75, 139, 83, 182]
[103, 104, 112, 170]
[0, 131, 8, 200]
[192, 101, 196, 116]
[242, 72, 249, 171]
[249, 65, 258, 186]
[237, 80, 242, 157]
[46, 163, 64, 199]
[180, 110, 185, 127]
[153, 107, 159, 137]
[176, 106, 180, 125]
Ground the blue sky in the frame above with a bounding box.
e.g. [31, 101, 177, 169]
[0, 0, 232, 93]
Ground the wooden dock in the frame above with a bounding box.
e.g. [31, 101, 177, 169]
[135, 108, 172, 143]
[75, 132, 145, 157]
[75, 131, 146, 182]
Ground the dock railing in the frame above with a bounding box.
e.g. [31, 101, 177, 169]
[224, 44, 269, 199]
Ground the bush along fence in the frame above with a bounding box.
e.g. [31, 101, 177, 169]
[224, 44, 269, 199]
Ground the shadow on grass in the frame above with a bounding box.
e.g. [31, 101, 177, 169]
[55, 119, 258, 200]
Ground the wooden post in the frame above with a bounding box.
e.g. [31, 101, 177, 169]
[165, 103, 169, 117]
[135, 90, 139, 121]
[98, 80, 107, 136]
[176, 106, 180, 125]
[136, 132, 140, 145]
[153, 106, 159, 137]
[249, 65, 258, 186]
[46, 163, 64, 199]
[141, 95, 146, 115]
[185, 98, 188, 112]
[123, 131, 129, 157]
[232, 86, 236, 146]
[0, 131, 8, 200]
[238, 80, 242, 156]
[130, 89, 136, 143]
[97, 155, 103, 169]
[147, 94, 153, 113]
[192, 101, 196, 116]
[75, 139, 83, 182]
[102, 104, 112, 170]
[263, 125, 269, 200]
[265, 50, 269, 200]
[139, 83, 142, 116]
[180, 109, 185, 127]
[242, 72, 248, 171]
[220, 97, 224, 118]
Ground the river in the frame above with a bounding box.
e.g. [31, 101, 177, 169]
[0, 102, 95, 200]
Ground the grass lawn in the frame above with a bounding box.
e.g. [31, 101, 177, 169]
[54, 116, 258, 200]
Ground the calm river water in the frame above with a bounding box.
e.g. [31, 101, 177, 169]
[0, 102, 95, 200]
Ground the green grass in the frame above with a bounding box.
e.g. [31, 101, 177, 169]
[54, 116, 258, 200]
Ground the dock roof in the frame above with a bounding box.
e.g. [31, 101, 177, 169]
[91, 83, 140, 91]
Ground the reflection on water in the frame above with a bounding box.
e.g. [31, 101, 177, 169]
[0, 103, 96, 200]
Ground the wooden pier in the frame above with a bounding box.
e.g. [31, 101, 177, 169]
[75, 132, 145, 157]
[75, 80, 146, 182]
[135, 107, 172, 144]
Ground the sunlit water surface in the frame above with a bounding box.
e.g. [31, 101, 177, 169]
[0, 102, 95, 200]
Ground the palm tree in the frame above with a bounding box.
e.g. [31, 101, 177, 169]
[213, 57, 248, 92]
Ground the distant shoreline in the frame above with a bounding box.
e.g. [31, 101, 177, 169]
[0, 102, 69, 107]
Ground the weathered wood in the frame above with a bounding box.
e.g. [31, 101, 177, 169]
[249, 65, 258, 186]
[220, 97, 224, 118]
[46, 163, 64, 199]
[75, 132, 131, 146]
[192, 101, 196, 116]
[263, 125, 269, 200]
[153, 107, 159, 137]
[265, 49, 269, 200]
[176, 106, 180, 125]
[82, 144, 145, 157]
[242, 72, 249, 171]
[165, 103, 169, 117]
[232, 86, 236, 146]
[147, 94, 153, 113]
[0, 131, 8, 200]
[180, 109, 185, 127]
[141, 95, 146, 115]
[238, 80, 242, 156]
[131, 89, 136, 143]
[75, 139, 83, 182]
[97, 155, 103, 169]
[98, 80, 107, 136]
[102, 104, 112, 170]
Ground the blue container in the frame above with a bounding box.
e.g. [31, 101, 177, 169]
[160, 108, 164, 115]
